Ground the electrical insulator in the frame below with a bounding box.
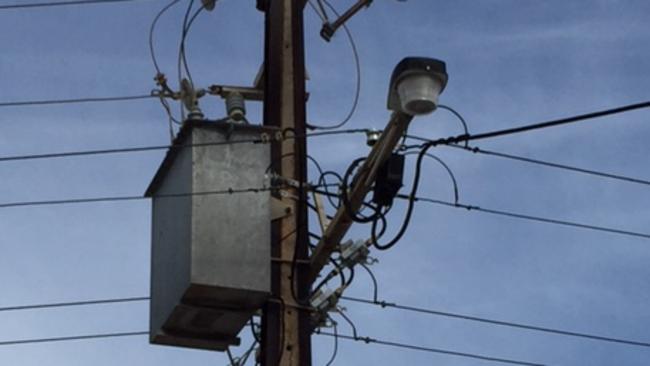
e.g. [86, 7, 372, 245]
[366, 129, 381, 146]
[225, 92, 247, 123]
[340, 239, 369, 268]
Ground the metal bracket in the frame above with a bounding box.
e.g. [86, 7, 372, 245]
[271, 197, 292, 221]
[312, 191, 330, 233]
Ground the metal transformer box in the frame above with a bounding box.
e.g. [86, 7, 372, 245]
[145, 121, 272, 351]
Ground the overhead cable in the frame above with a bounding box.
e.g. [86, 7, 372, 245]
[0, 95, 155, 108]
[306, 0, 361, 130]
[413, 100, 650, 146]
[316, 331, 546, 366]
[0, 0, 147, 11]
[0, 186, 276, 209]
[0, 331, 148, 346]
[446, 144, 650, 187]
[0, 297, 149, 313]
[341, 296, 650, 349]
[398, 194, 650, 240]
[0, 128, 369, 163]
[0, 181, 339, 210]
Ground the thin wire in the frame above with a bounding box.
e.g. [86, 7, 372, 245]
[410, 100, 650, 147]
[0, 95, 155, 108]
[437, 104, 469, 148]
[306, 0, 361, 130]
[399, 194, 650, 240]
[313, 186, 650, 241]
[359, 263, 379, 303]
[0, 140, 253, 163]
[0, 0, 146, 10]
[0, 128, 369, 163]
[341, 296, 650, 349]
[336, 310, 358, 340]
[403, 151, 459, 205]
[0, 331, 148, 346]
[325, 321, 338, 366]
[0, 297, 148, 312]
[449, 144, 650, 188]
[371, 142, 434, 251]
[306, 0, 327, 23]
[316, 332, 546, 366]
[226, 348, 237, 366]
[179, 1, 205, 89]
[149, 0, 181, 74]
[0, 186, 276, 210]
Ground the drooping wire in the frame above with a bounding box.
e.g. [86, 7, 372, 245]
[149, 0, 183, 134]
[313, 185, 650, 241]
[403, 151, 459, 205]
[447, 144, 650, 188]
[226, 348, 237, 366]
[396, 194, 650, 240]
[437, 104, 470, 147]
[359, 262, 379, 303]
[0, 128, 369, 163]
[0, 0, 145, 11]
[336, 309, 359, 340]
[340, 157, 383, 223]
[177, 0, 195, 121]
[250, 318, 261, 343]
[0, 95, 155, 108]
[178, 0, 206, 90]
[0, 296, 148, 312]
[0, 331, 148, 346]
[0, 186, 278, 210]
[412, 100, 650, 147]
[340, 296, 650, 349]
[149, 0, 180, 75]
[316, 332, 546, 366]
[306, 0, 361, 130]
[306, 0, 327, 23]
[318, 171, 344, 208]
[7, 293, 650, 350]
[325, 318, 339, 366]
[370, 144, 434, 251]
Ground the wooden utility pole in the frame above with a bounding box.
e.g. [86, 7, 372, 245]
[260, 0, 312, 365]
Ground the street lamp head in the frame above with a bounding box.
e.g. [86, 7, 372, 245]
[387, 57, 448, 116]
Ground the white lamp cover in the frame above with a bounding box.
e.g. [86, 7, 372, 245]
[397, 74, 442, 115]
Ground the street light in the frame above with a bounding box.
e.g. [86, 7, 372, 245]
[387, 57, 448, 115]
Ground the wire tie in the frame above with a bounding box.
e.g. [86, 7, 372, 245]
[228, 188, 234, 194]
[471, 146, 480, 153]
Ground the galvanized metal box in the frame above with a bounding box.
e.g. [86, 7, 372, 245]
[145, 121, 272, 351]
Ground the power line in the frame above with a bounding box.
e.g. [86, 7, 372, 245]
[398, 194, 650, 240]
[0, 297, 149, 312]
[341, 296, 650, 349]
[313, 187, 650, 241]
[0, 95, 155, 108]
[0, 186, 275, 209]
[0, 140, 256, 163]
[6, 294, 648, 350]
[0, 128, 369, 163]
[412, 100, 650, 147]
[0, 0, 148, 11]
[316, 331, 546, 366]
[0, 181, 341, 209]
[447, 144, 650, 187]
[305, 0, 361, 130]
[0, 331, 148, 347]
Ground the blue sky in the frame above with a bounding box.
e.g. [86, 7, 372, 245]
[1, 0, 649, 365]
